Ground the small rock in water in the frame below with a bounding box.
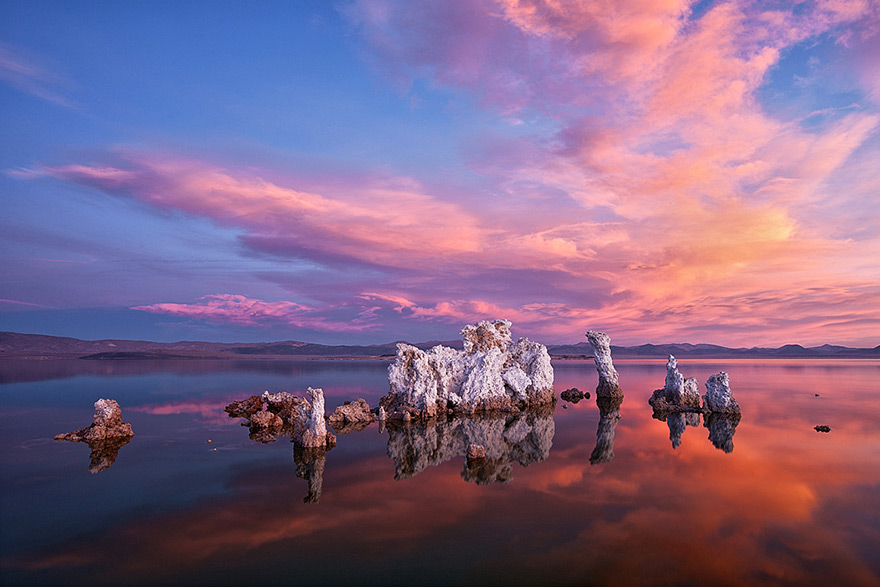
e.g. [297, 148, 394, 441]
[207, 439, 212, 443]
[560, 388, 585, 403]
[814, 425, 831, 433]
[814, 394, 820, 397]
[562, 404, 568, 409]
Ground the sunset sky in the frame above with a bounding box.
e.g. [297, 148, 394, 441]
[2, 0, 879, 346]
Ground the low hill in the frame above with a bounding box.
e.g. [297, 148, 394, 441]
[1, 331, 877, 360]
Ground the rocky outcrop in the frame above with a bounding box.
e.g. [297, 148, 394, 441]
[703, 372, 740, 415]
[294, 387, 336, 448]
[590, 396, 622, 465]
[224, 387, 336, 448]
[384, 406, 554, 484]
[55, 399, 135, 474]
[381, 319, 555, 420]
[586, 330, 623, 398]
[328, 398, 376, 434]
[55, 399, 134, 443]
[648, 355, 702, 412]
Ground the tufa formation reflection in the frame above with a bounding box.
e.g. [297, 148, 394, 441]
[54, 398, 135, 473]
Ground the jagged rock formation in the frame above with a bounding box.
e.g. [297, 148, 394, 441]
[54, 399, 136, 474]
[648, 355, 702, 412]
[705, 413, 741, 453]
[328, 398, 376, 434]
[703, 372, 740, 415]
[55, 399, 134, 443]
[384, 406, 554, 485]
[224, 387, 335, 448]
[590, 396, 622, 465]
[382, 319, 555, 420]
[586, 330, 623, 398]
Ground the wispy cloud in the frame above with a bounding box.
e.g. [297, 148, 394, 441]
[0, 41, 76, 108]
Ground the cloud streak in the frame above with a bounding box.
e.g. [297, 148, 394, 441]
[11, 0, 880, 346]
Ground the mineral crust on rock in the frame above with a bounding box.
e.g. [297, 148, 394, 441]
[224, 387, 335, 448]
[381, 319, 555, 420]
[55, 399, 135, 474]
[55, 399, 134, 443]
[703, 372, 741, 415]
[294, 387, 336, 449]
[648, 355, 702, 412]
[586, 330, 623, 398]
[328, 398, 376, 434]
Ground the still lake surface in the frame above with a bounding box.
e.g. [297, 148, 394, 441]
[1, 358, 879, 586]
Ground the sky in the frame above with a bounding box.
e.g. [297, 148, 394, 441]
[1, 0, 879, 347]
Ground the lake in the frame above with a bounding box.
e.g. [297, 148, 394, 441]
[1, 358, 879, 585]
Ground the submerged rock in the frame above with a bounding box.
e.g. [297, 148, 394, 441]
[814, 425, 831, 433]
[703, 372, 741, 415]
[328, 398, 376, 434]
[586, 330, 623, 398]
[648, 355, 702, 412]
[384, 406, 554, 485]
[55, 399, 135, 474]
[381, 319, 555, 420]
[590, 396, 622, 465]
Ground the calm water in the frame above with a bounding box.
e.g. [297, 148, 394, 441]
[1, 358, 879, 586]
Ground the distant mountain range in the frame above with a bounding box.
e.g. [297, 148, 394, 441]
[1, 331, 878, 359]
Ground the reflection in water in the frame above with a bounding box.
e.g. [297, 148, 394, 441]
[651, 410, 741, 452]
[384, 406, 554, 484]
[652, 411, 701, 449]
[293, 445, 326, 503]
[591, 396, 622, 465]
[82, 436, 133, 473]
[705, 413, 741, 453]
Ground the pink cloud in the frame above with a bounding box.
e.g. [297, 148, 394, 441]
[0, 41, 76, 108]
[18, 2, 880, 347]
[133, 294, 375, 333]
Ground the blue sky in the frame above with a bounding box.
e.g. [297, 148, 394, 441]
[2, 1, 879, 346]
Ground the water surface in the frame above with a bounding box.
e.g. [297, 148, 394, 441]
[1, 358, 878, 585]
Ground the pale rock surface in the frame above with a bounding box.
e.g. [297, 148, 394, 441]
[703, 372, 741, 415]
[586, 330, 623, 398]
[55, 399, 134, 443]
[293, 387, 336, 449]
[54, 399, 135, 474]
[328, 398, 376, 434]
[648, 355, 702, 412]
[383, 319, 555, 419]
